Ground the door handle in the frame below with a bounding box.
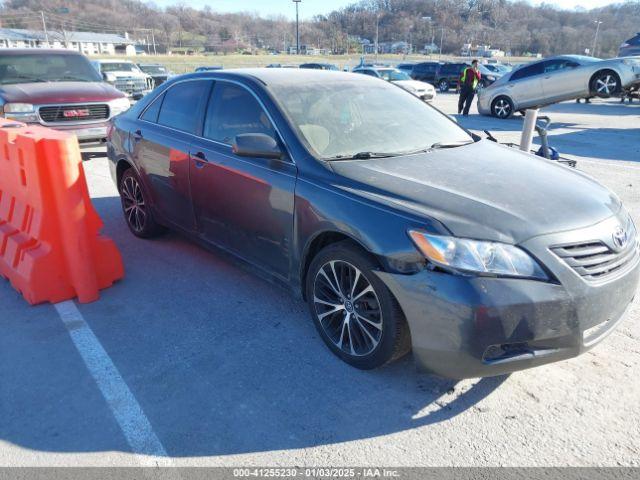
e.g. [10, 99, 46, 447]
[192, 151, 208, 167]
[132, 129, 143, 142]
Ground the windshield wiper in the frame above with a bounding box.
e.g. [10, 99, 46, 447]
[56, 76, 91, 82]
[327, 151, 401, 161]
[4, 75, 48, 83]
[430, 140, 475, 149]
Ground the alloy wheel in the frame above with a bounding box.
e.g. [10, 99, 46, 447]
[494, 98, 511, 118]
[439, 80, 449, 92]
[313, 260, 383, 357]
[595, 74, 618, 96]
[121, 176, 147, 233]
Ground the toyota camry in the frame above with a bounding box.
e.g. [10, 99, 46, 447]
[107, 69, 639, 378]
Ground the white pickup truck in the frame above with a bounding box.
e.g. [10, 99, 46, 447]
[91, 59, 154, 100]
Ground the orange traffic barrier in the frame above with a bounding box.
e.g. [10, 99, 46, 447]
[0, 119, 124, 304]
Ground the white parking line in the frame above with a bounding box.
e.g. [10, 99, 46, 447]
[54, 300, 170, 466]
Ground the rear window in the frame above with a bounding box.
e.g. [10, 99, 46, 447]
[627, 34, 640, 45]
[157, 80, 210, 134]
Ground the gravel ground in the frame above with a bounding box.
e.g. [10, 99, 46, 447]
[0, 93, 638, 468]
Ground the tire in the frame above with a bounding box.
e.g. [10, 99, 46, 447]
[438, 79, 449, 92]
[305, 241, 411, 370]
[119, 168, 165, 238]
[590, 70, 621, 98]
[491, 95, 514, 119]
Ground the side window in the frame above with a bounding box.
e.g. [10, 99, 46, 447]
[361, 70, 377, 77]
[510, 62, 543, 81]
[140, 93, 163, 123]
[157, 80, 210, 134]
[203, 82, 276, 145]
[543, 59, 576, 73]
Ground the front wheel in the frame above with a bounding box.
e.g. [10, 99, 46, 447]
[438, 79, 449, 92]
[305, 242, 411, 369]
[590, 70, 620, 98]
[491, 96, 514, 119]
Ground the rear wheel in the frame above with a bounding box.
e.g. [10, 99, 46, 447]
[119, 169, 165, 238]
[491, 96, 514, 119]
[438, 79, 449, 92]
[305, 242, 411, 369]
[590, 70, 621, 98]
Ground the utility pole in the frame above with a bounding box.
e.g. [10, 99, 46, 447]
[293, 0, 301, 54]
[592, 20, 603, 57]
[439, 26, 445, 59]
[375, 12, 379, 61]
[151, 29, 157, 55]
[40, 11, 50, 46]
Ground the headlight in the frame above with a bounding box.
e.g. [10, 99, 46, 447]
[622, 58, 640, 66]
[4, 103, 35, 113]
[404, 85, 417, 92]
[104, 72, 117, 83]
[108, 97, 131, 115]
[408, 230, 548, 280]
[486, 75, 496, 81]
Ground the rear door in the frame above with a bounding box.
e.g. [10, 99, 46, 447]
[188, 81, 297, 280]
[132, 79, 212, 231]
[540, 59, 585, 102]
[505, 61, 545, 108]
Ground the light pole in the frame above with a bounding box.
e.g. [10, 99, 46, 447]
[422, 16, 432, 55]
[293, 0, 301, 55]
[374, 12, 380, 62]
[592, 20, 603, 57]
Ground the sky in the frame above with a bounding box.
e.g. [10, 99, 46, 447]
[153, 0, 625, 18]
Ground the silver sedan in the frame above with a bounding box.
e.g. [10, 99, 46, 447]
[478, 55, 640, 118]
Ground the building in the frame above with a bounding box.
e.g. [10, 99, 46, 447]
[0, 28, 136, 55]
[461, 43, 506, 58]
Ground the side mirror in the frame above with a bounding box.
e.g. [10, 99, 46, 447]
[232, 133, 283, 160]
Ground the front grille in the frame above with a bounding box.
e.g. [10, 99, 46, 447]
[114, 77, 150, 95]
[552, 234, 639, 281]
[39, 104, 109, 123]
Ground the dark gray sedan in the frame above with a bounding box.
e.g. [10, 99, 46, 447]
[107, 69, 639, 378]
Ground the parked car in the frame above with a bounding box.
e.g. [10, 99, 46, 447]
[300, 63, 339, 70]
[107, 69, 639, 378]
[434, 62, 470, 92]
[195, 66, 223, 72]
[478, 55, 640, 118]
[266, 64, 299, 69]
[410, 61, 441, 84]
[397, 63, 416, 75]
[91, 59, 154, 100]
[137, 63, 173, 87]
[353, 66, 436, 101]
[0, 49, 129, 145]
[477, 63, 504, 87]
[619, 32, 640, 57]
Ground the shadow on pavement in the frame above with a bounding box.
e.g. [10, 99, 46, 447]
[0, 195, 508, 457]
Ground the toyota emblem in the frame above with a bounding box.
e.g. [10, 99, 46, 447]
[612, 226, 628, 251]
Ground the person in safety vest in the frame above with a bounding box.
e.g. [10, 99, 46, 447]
[457, 60, 481, 116]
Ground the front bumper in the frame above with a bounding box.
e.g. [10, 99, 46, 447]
[376, 215, 640, 379]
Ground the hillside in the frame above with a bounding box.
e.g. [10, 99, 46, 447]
[0, 0, 638, 57]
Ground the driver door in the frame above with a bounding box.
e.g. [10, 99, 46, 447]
[188, 81, 297, 280]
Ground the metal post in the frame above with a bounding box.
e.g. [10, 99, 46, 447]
[294, 0, 301, 55]
[592, 20, 602, 57]
[520, 109, 539, 153]
[40, 11, 49, 46]
[439, 26, 444, 59]
[151, 29, 157, 55]
[375, 13, 379, 62]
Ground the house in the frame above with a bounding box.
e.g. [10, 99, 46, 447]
[461, 43, 506, 58]
[0, 28, 136, 55]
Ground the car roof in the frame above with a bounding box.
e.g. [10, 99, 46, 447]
[0, 48, 82, 55]
[173, 68, 379, 87]
[96, 59, 135, 63]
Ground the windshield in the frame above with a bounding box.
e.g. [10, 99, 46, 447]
[139, 65, 168, 74]
[0, 53, 103, 84]
[269, 78, 472, 160]
[378, 69, 411, 81]
[100, 62, 140, 73]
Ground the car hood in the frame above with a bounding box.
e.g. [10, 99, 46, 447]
[392, 79, 434, 91]
[108, 71, 148, 78]
[329, 141, 621, 244]
[0, 81, 124, 104]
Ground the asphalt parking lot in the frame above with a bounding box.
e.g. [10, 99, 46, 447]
[1, 94, 639, 467]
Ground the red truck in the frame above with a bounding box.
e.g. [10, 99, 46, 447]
[0, 49, 130, 145]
